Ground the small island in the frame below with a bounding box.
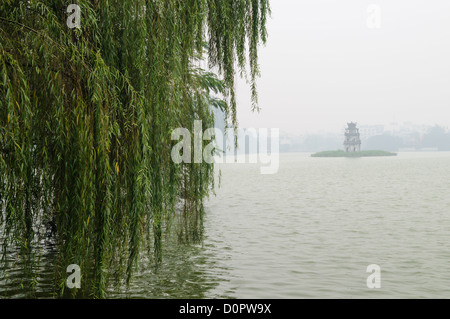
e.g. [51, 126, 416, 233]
[311, 150, 397, 157]
[311, 123, 397, 157]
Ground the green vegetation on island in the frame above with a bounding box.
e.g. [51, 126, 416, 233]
[311, 150, 398, 157]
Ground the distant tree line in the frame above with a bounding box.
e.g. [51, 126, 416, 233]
[364, 125, 450, 151]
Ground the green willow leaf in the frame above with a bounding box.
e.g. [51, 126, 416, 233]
[0, 0, 270, 298]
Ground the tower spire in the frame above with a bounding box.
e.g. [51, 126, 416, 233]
[344, 122, 361, 152]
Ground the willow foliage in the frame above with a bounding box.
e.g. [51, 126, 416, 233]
[0, 0, 269, 298]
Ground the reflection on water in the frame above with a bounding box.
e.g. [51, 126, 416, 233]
[0, 239, 59, 298]
[0, 219, 235, 299]
[109, 231, 236, 299]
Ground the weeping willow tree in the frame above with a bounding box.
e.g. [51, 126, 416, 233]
[0, 0, 269, 298]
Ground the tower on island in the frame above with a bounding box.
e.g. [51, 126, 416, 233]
[344, 122, 361, 152]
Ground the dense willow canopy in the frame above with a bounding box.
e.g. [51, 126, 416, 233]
[0, 0, 269, 298]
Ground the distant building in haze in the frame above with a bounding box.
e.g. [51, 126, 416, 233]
[359, 124, 385, 142]
[344, 122, 361, 152]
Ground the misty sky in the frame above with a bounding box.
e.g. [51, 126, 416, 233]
[235, 0, 450, 134]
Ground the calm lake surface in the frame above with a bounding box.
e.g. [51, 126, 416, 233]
[2, 152, 450, 298]
[121, 152, 450, 299]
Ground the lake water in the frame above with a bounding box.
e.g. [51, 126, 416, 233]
[2, 152, 450, 298]
[120, 152, 450, 299]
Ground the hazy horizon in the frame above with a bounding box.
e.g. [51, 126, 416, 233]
[235, 0, 450, 135]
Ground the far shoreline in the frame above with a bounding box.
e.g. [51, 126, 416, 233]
[311, 150, 398, 158]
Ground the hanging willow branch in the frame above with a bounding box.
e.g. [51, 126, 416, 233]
[0, 0, 270, 298]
